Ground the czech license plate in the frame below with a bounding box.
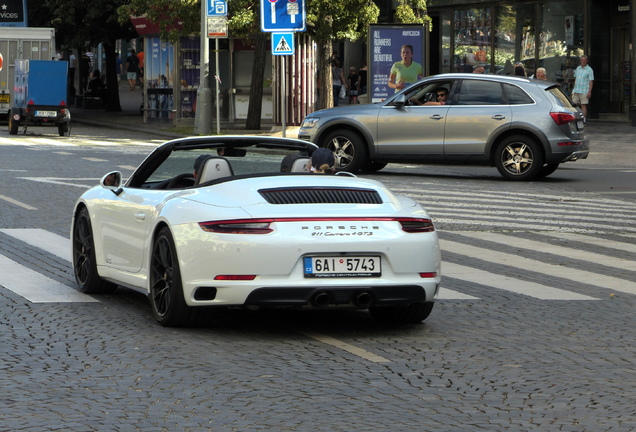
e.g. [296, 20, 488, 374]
[304, 256, 381, 278]
[35, 110, 58, 118]
[577, 120, 584, 129]
[0, 94, 9, 103]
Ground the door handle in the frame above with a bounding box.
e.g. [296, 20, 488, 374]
[430, 114, 444, 120]
[492, 115, 506, 120]
[135, 213, 146, 221]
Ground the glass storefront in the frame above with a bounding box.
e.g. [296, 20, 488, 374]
[433, 0, 588, 97]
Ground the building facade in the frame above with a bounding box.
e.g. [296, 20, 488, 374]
[425, 0, 633, 119]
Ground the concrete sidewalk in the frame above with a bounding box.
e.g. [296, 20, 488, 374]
[71, 80, 293, 139]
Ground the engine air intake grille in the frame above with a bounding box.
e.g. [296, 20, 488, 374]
[259, 187, 382, 204]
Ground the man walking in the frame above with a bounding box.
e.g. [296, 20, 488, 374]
[572, 55, 594, 121]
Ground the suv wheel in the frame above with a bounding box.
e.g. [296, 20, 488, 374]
[323, 129, 367, 173]
[495, 135, 544, 181]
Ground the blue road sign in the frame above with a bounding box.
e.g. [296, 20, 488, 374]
[207, 0, 227, 16]
[260, 0, 306, 32]
[272, 33, 295, 55]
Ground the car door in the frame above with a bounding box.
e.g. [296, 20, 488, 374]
[443, 79, 512, 157]
[93, 187, 164, 273]
[375, 82, 451, 156]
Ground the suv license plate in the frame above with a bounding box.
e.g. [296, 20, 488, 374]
[304, 256, 381, 278]
[35, 110, 58, 117]
[577, 120, 584, 129]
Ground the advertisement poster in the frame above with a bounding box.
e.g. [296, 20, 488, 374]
[368, 25, 426, 103]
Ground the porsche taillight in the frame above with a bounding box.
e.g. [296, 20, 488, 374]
[397, 218, 435, 233]
[199, 219, 274, 234]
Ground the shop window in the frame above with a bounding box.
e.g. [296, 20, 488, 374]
[494, 4, 535, 76]
[453, 8, 491, 73]
[540, 3, 585, 95]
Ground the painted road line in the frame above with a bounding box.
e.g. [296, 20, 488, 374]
[438, 288, 480, 300]
[441, 239, 636, 296]
[20, 177, 96, 189]
[539, 232, 636, 255]
[0, 254, 97, 303]
[443, 262, 598, 301]
[468, 232, 635, 272]
[301, 332, 392, 363]
[0, 229, 71, 262]
[0, 194, 38, 210]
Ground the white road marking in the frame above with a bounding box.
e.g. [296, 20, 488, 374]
[443, 262, 598, 300]
[438, 288, 479, 300]
[0, 254, 97, 303]
[20, 177, 95, 188]
[0, 194, 38, 210]
[0, 229, 71, 262]
[539, 231, 636, 255]
[301, 332, 392, 363]
[468, 232, 635, 272]
[442, 238, 636, 296]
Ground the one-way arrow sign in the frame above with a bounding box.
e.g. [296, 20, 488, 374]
[272, 32, 294, 55]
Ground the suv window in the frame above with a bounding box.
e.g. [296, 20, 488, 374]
[456, 80, 503, 105]
[547, 86, 578, 109]
[505, 84, 534, 105]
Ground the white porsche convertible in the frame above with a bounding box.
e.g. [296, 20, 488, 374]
[71, 136, 441, 326]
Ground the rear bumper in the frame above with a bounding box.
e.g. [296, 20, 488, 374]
[243, 285, 432, 307]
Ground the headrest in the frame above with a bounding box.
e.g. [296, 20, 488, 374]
[290, 157, 310, 172]
[196, 157, 234, 184]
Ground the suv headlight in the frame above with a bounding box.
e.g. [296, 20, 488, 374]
[300, 117, 319, 128]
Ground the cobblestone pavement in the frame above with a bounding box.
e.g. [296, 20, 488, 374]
[1, 92, 636, 431]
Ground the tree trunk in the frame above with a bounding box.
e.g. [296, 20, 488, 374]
[318, 39, 333, 110]
[245, 32, 267, 130]
[103, 41, 122, 112]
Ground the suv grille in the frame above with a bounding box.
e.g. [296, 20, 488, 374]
[259, 187, 382, 204]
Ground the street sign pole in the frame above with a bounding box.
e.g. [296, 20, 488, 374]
[195, 0, 212, 135]
[261, 0, 304, 138]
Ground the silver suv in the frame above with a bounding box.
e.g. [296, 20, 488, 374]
[299, 73, 590, 180]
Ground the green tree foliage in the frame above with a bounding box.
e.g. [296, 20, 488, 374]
[394, 0, 431, 28]
[32, 0, 138, 111]
[305, 0, 379, 109]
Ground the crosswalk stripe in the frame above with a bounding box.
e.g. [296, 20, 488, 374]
[441, 239, 636, 296]
[539, 231, 636, 254]
[443, 262, 598, 300]
[0, 254, 97, 303]
[438, 287, 480, 300]
[0, 229, 71, 261]
[467, 232, 635, 272]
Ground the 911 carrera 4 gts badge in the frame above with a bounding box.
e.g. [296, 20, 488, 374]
[302, 225, 380, 237]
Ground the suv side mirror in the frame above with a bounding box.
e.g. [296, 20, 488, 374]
[393, 94, 406, 109]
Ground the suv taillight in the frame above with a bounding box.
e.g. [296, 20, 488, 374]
[550, 112, 576, 125]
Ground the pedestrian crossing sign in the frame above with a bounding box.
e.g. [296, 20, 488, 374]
[272, 32, 294, 56]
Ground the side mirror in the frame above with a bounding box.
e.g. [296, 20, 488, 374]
[393, 94, 406, 109]
[101, 171, 122, 189]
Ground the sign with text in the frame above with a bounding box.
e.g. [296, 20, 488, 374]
[368, 25, 426, 103]
[207, 16, 228, 38]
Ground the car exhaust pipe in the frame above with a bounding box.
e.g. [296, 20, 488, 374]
[311, 292, 331, 308]
[353, 292, 373, 308]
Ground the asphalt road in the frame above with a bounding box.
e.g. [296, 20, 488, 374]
[0, 126, 635, 432]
